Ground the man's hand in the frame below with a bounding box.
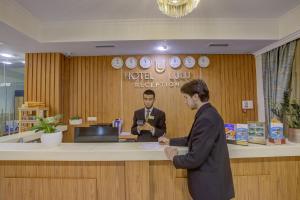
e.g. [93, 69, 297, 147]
[164, 146, 178, 161]
[158, 136, 170, 145]
[137, 125, 144, 133]
[143, 122, 154, 131]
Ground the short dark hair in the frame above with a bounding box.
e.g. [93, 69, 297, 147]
[180, 79, 209, 102]
[143, 89, 155, 98]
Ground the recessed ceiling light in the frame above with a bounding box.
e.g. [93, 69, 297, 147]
[157, 45, 168, 51]
[0, 53, 14, 58]
[95, 45, 115, 48]
[209, 43, 229, 47]
[2, 61, 12, 65]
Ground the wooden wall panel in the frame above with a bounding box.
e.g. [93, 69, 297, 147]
[2, 158, 299, 200]
[2, 177, 97, 200]
[25, 53, 64, 116]
[26, 53, 258, 137]
[125, 161, 149, 200]
[121, 55, 197, 137]
[102, 56, 122, 123]
[62, 56, 70, 123]
[149, 161, 176, 200]
[97, 161, 125, 200]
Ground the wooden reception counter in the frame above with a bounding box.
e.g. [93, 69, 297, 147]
[0, 142, 300, 200]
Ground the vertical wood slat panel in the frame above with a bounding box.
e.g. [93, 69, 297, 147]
[81, 57, 85, 120]
[25, 53, 64, 116]
[72, 57, 78, 116]
[36, 53, 41, 102]
[45, 53, 51, 110]
[92, 57, 96, 117]
[62, 56, 70, 123]
[83, 57, 87, 120]
[41, 54, 46, 104]
[32, 53, 37, 102]
[50, 54, 55, 115]
[86, 57, 90, 119]
[54, 54, 61, 114]
[97, 57, 103, 122]
[24, 54, 29, 101]
[77, 57, 82, 120]
[69, 57, 74, 117]
[26, 53, 257, 137]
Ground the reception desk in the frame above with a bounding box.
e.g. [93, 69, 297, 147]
[0, 142, 300, 200]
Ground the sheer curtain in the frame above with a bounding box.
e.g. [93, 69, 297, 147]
[290, 39, 300, 102]
[262, 40, 297, 127]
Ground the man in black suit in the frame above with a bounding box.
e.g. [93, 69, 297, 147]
[131, 89, 166, 142]
[159, 80, 234, 200]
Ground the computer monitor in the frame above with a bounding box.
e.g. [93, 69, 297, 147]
[74, 125, 119, 143]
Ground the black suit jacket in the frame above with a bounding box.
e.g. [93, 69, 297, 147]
[131, 107, 166, 142]
[170, 103, 234, 200]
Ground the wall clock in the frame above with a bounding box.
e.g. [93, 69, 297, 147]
[140, 56, 152, 69]
[125, 57, 137, 69]
[111, 57, 123, 69]
[183, 56, 196, 68]
[169, 56, 181, 69]
[198, 56, 210, 68]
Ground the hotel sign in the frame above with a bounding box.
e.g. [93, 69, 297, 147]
[124, 72, 193, 88]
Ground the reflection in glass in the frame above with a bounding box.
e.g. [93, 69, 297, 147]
[0, 62, 24, 136]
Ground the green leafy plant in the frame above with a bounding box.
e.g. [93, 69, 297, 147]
[271, 91, 290, 121]
[271, 91, 300, 129]
[70, 116, 81, 120]
[31, 114, 63, 134]
[288, 100, 300, 128]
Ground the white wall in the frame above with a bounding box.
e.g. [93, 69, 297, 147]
[255, 55, 265, 122]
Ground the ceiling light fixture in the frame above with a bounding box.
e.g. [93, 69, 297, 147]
[0, 53, 14, 58]
[157, 44, 168, 51]
[157, 0, 200, 18]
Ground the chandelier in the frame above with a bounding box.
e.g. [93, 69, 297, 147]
[157, 0, 200, 18]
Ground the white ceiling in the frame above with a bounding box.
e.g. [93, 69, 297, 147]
[1, 0, 300, 58]
[15, 0, 300, 21]
[39, 40, 276, 56]
[0, 22, 275, 56]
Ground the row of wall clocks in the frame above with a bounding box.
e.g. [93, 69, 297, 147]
[111, 56, 210, 69]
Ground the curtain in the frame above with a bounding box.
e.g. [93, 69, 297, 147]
[290, 39, 300, 102]
[262, 41, 297, 128]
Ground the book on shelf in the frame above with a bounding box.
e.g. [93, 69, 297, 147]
[225, 123, 236, 144]
[248, 122, 267, 145]
[236, 124, 248, 146]
[269, 123, 286, 144]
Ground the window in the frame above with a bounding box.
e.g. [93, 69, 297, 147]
[0, 61, 24, 136]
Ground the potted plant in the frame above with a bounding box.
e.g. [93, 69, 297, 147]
[286, 100, 300, 142]
[69, 116, 82, 125]
[31, 114, 63, 146]
[272, 91, 300, 142]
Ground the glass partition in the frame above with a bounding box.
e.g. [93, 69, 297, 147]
[0, 62, 24, 136]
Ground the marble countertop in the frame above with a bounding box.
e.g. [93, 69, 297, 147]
[0, 141, 300, 161]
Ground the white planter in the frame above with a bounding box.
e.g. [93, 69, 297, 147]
[288, 128, 300, 143]
[41, 131, 62, 146]
[69, 119, 82, 125]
